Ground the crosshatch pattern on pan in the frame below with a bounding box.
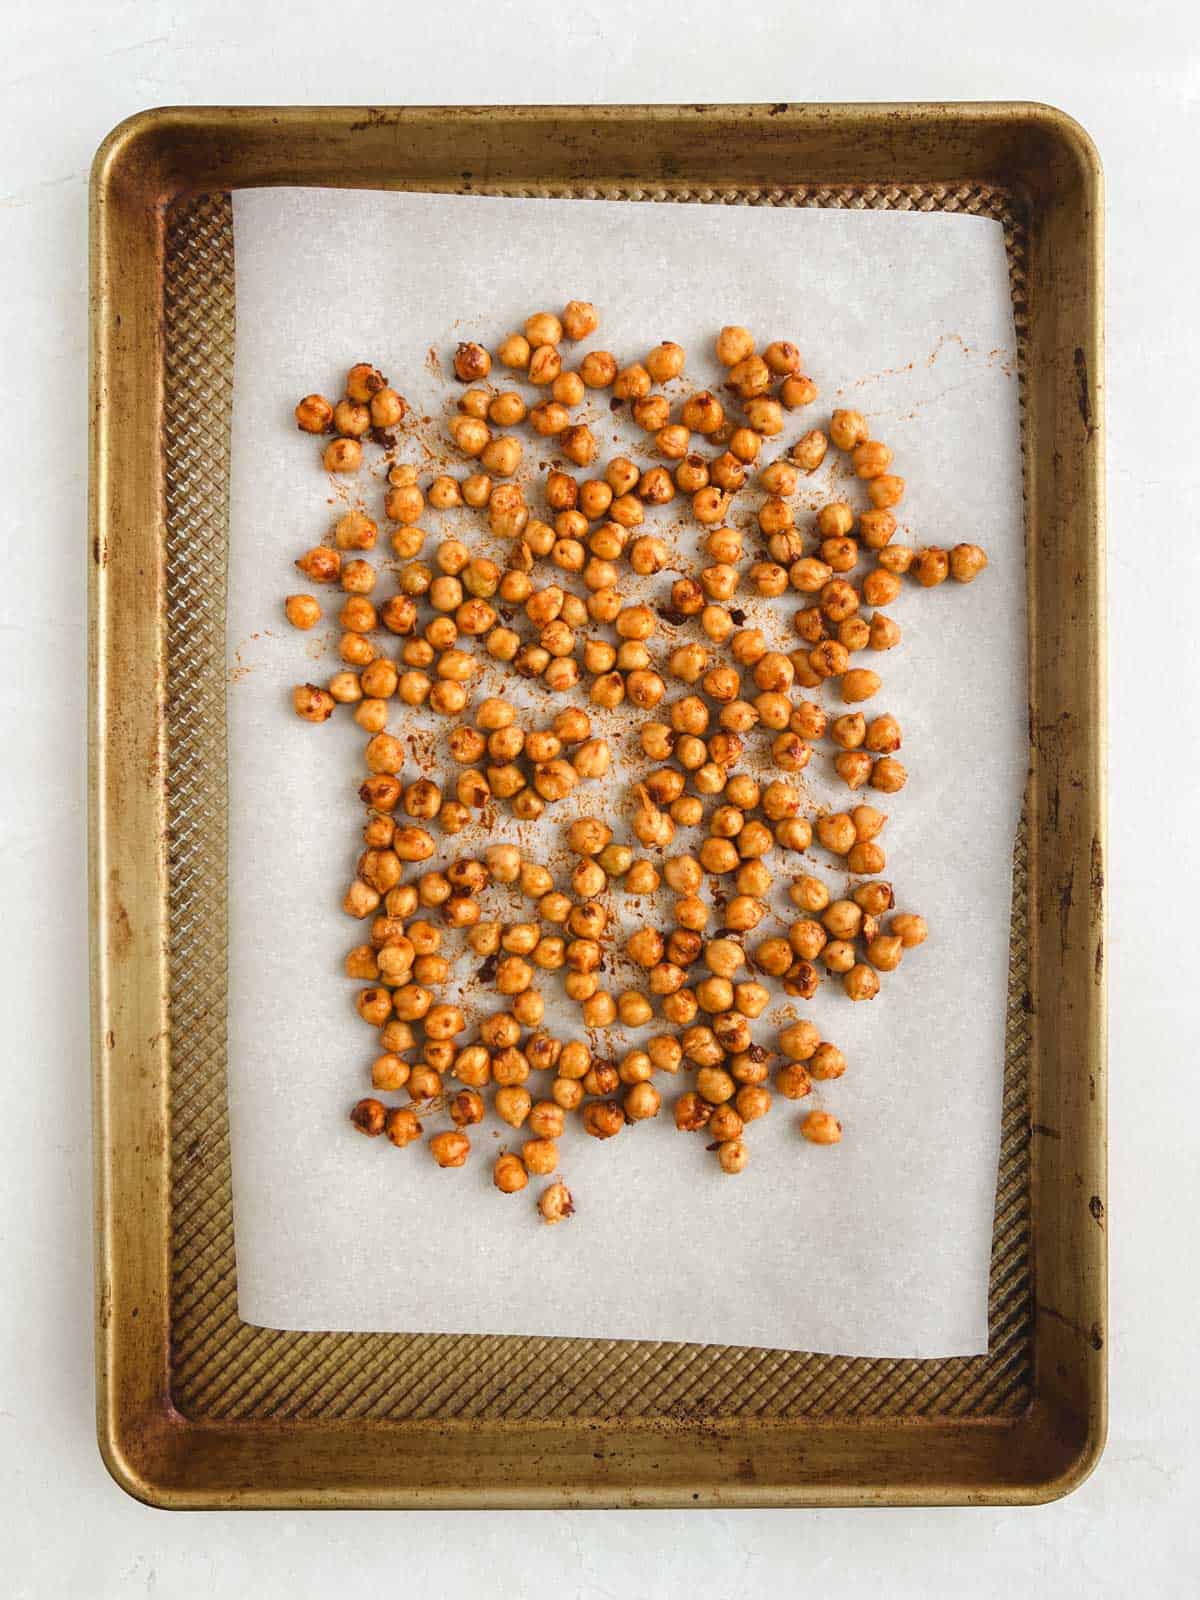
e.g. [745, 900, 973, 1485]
[164, 186, 1033, 1423]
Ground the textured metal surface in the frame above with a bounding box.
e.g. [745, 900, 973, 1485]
[164, 184, 1033, 1426]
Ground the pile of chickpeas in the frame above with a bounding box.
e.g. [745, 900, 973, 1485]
[287, 307, 986, 1215]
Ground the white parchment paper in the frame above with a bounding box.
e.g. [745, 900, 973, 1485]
[226, 189, 1025, 1356]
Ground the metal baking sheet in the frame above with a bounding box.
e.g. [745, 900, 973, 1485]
[89, 103, 1105, 1508]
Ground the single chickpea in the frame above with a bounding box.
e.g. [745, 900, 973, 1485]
[493, 1152, 529, 1193]
[674, 455, 710, 495]
[709, 1103, 744, 1143]
[451, 341, 490, 382]
[557, 299, 597, 341]
[745, 396, 784, 435]
[538, 1181, 575, 1224]
[816, 813, 856, 855]
[631, 393, 671, 432]
[295, 393, 334, 434]
[891, 912, 928, 948]
[878, 544, 915, 575]
[582, 1101, 625, 1140]
[681, 391, 725, 434]
[580, 350, 618, 387]
[553, 369, 586, 406]
[624, 1081, 662, 1121]
[551, 1077, 584, 1112]
[522, 1137, 559, 1176]
[866, 934, 904, 973]
[797, 1109, 840, 1145]
[735, 1084, 771, 1123]
[710, 452, 746, 492]
[695, 1066, 736, 1105]
[494, 1084, 532, 1129]
[843, 964, 880, 1002]
[645, 340, 686, 382]
[662, 988, 699, 1025]
[674, 1091, 711, 1132]
[790, 558, 833, 597]
[525, 311, 563, 348]
[715, 325, 754, 366]
[867, 474, 905, 509]
[655, 423, 692, 460]
[490, 333, 530, 373]
[530, 400, 571, 439]
[865, 714, 902, 753]
[841, 669, 881, 704]
[852, 439, 894, 479]
[556, 424, 595, 468]
[323, 437, 362, 473]
[835, 750, 873, 789]
[610, 362, 650, 401]
[913, 547, 949, 588]
[820, 940, 854, 975]
[479, 435, 522, 478]
[449, 413, 493, 458]
[950, 543, 989, 583]
[675, 896, 709, 932]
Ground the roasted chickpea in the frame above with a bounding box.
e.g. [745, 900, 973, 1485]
[948, 542, 988, 583]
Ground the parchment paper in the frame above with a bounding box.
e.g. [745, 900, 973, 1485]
[226, 189, 1025, 1356]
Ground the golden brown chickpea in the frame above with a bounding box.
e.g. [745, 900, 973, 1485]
[835, 750, 873, 789]
[296, 392, 335, 434]
[681, 390, 726, 435]
[841, 669, 881, 704]
[877, 544, 915, 576]
[624, 1081, 662, 1122]
[913, 547, 949, 588]
[548, 1075, 582, 1112]
[816, 813, 856, 855]
[950, 543, 989, 582]
[631, 394, 671, 432]
[531, 347, 563, 387]
[851, 439, 893, 480]
[708, 1103, 744, 1144]
[332, 398, 371, 439]
[492, 1152, 529, 1194]
[728, 354, 772, 400]
[849, 803, 886, 843]
[522, 1137, 559, 1177]
[864, 714, 902, 754]
[537, 1180, 575, 1224]
[713, 325, 752, 366]
[720, 1139, 748, 1177]
[644, 340, 686, 382]
[673, 1092, 710, 1133]
[867, 474, 905, 509]
[493, 1085, 532, 1129]
[448, 413, 491, 458]
[790, 559, 832, 598]
[563, 300, 601, 340]
[546, 372, 582, 410]
[885, 911, 926, 951]
[735, 1084, 771, 1123]
[655, 423, 692, 460]
[745, 396, 784, 435]
[843, 964, 880, 1002]
[293, 683, 336, 723]
[322, 437, 362, 473]
[524, 311, 563, 348]
[692, 489, 731, 529]
[582, 1101, 625, 1141]
[575, 348, 614, 387]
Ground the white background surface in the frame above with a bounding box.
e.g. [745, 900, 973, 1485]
[1, 0, 1194, 1594]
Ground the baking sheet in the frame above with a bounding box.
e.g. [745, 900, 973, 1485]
[225, 188, 1025, 1357]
